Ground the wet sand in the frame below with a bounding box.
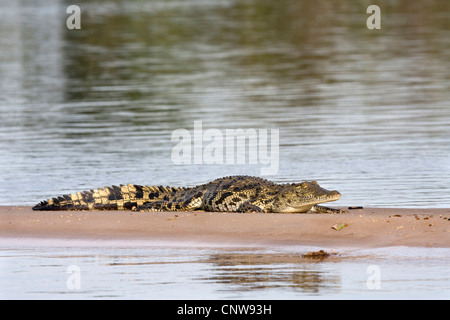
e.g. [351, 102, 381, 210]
[1, 206, 449, 248]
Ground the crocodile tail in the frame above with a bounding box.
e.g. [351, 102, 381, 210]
[32, 184, 183, 211]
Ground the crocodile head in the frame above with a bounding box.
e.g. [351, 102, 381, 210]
[270, 181, 341, 213]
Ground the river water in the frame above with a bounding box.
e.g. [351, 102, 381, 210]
[1, 0, 449, 208]
[1, 239, 449, 300]
[0, 0, 449, 299]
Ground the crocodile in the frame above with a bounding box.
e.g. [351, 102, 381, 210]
[32, 176, 345, 213]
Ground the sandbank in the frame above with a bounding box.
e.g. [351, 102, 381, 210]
[1, 206, 449, 248]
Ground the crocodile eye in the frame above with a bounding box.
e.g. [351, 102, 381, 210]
[300, 182, 308, 188]
[311, 181, 318, 185]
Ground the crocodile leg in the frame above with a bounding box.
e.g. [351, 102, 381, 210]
[311, 205, 347, 214]
[134, 200, 179, 212]
[236, 201, 265, 213]
[134, 198, 203, 212]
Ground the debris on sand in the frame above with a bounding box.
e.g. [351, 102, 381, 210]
[302, 250, 338, 259]
[331, 223, 348, 231]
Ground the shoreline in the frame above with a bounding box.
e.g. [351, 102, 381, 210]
[1, 206, 449, 248]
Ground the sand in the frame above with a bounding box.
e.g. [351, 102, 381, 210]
[1, 206, 449, 248]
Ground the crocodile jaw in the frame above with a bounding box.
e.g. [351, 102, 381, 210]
[277, 191, 341, 213]
[271, 182, 342, 213]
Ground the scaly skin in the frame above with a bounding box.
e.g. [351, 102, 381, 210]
[32, 176, 345, 214]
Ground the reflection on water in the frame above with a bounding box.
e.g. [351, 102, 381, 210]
[1, 242, 449, 299]
[96, 251, 341, 294]
[200, 253, 341, 294]
[1, 0, 449, 207]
